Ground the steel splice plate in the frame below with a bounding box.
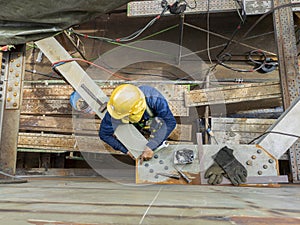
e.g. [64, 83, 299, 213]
[136, 144, 201, 184]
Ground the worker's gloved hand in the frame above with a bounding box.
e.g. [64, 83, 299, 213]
[139, 146, 154, 165]
[204, 162, 225, 185]
[149, 117, 163, 135]
[213, 146, 247, 186]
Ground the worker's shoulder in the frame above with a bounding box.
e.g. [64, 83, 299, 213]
[139, 85, 164, 97]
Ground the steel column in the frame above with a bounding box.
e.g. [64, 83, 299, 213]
[273, 0, 300, 182]
[0, 46, 25, 174]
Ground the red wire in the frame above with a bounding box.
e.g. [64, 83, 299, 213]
[52, 58, 132, 81]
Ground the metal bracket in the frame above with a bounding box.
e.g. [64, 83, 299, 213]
[5, 52, 24, 109]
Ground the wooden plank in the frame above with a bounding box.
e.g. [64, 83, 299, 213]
[185, 82, 281, 107]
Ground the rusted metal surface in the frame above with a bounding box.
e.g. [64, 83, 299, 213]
[184, 82, 281, 107]
[22, 84, 188, 116]
[19, 115, 100, 134]
[211, 118, 276, 145]
[0, 49, 25, 174]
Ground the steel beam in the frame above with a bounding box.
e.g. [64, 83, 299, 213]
[273, 0, 300, 182]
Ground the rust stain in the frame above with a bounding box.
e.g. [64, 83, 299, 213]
[230, 216, 300, 225]
[136, 172, 201, 185]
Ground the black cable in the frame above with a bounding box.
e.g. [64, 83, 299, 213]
[216, 49, 268, 73]
[243, 2, 300, 39]
[70, 4, 169, 43]
[214, 1, 247, 71]
[248, 131, 300, 144]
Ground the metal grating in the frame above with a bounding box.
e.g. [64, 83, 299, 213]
[244, 0, 300, 15]
[127, 0, 300, 17]
[127, 0, 238, 17]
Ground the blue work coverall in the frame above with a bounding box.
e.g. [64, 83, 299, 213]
[99, 85, 176, 154]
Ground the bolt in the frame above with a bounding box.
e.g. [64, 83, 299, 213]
[15, 73, 19, 77]
[159, 160, 164, 164]
[9, 68, 13, 72]
[164, 166, 168, 170]
[14, 81, 19, 86]
[258, 170, 263, 175]
[8, 87, 12, 91]
[10, 59, 14, 63]
[154, 154, 158, 159]
[7, 97, 11, 102]
[149, 169, 154, 173]
[154, 175, 159, 179]
[257, 149, 262, 154]
[251, 155, 256, 160]
[13, 103, 17, 107]
[268, 159, 274, 163]
[16, 63, 20, 67]
[246, 160, 253, 166]
[13, 92, 17, 97]
[144, 163, 149, 167]
[263, 165, 268, 169]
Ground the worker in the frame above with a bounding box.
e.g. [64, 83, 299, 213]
[100, 84, 176, 162]
[70, 84, 176, 162]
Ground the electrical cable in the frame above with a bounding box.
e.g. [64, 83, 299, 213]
[217, 49, 268, 73]
[248, 131, 300, 145]
[243, 2, 300, 39]
[69, 5, 169, 43]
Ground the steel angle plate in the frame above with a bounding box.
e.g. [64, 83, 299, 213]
[136, 144, 201, 184]
[200, 144, 279, 184]
[114, 124, 148, 159]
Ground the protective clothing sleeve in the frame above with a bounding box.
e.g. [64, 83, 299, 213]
[213, 146, 248, 186]
[99, 113, 128, 154]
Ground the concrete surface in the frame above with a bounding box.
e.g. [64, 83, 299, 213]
[0, 177, 299, 225]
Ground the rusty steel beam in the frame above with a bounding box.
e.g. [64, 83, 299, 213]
[0, 47, 26, 174]
[184, 82, 281, 107]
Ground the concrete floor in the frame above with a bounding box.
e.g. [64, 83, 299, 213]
[0, 176, 300, 225]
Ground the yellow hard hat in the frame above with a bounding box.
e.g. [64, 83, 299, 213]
[107, 84, 146, 122]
